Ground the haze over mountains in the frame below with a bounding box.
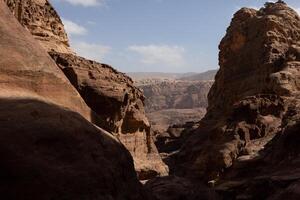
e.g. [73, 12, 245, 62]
[127, 70, 218, 83]
[128, 70, 216, 134]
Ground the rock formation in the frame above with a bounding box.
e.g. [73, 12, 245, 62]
[136, 78, 213, 174]
[139, 80, 212, 133]
[0, 1, 146, 199]
[4, 0, 168, 179]
[147, 2, 300, 199]
[50, 52, 168, 180]
[141, 80, 213, 113]
[145, 176, 219, 200]
[0, 0, 89, 121]
[4, 0, 71, 53]
[177, 1, 300, 181]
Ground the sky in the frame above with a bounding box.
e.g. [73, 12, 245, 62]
[49, 0, 300, 73]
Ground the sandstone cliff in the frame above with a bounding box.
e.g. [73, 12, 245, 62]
[177, 2, 300, 182]
[50, 52, 168, 179]
[138, 80, 213, 170]
[4, 0, 168, 179]
[4, 0, 71, 53]
[141, 80, 213, 113]
[0, 1, 146, 199]
[138, 79, 212, 134]
[147, 2, 300, 199]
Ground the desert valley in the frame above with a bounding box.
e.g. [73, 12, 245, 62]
[0, 0, 300, 199]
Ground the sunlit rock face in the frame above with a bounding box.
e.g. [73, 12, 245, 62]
[4, 0, 168, 179]
[50, 52, 169, 180]
[4, 0, 72, 54]
[0, 1, 147, 199]
[170, 2, 300, 199]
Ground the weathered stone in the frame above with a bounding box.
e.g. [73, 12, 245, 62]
[0, 1, 146, 199]
[4, 0, 72, 53]
[49, 52, 168, 180]
[5, 0, 168, 180]
[176, 2, 300, 182]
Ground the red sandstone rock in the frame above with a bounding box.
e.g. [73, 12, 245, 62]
[5, 0, 168, 179]
[4, 0, 72, 53]
[0, 1, 147, 199]
[148, 2, 300, 199]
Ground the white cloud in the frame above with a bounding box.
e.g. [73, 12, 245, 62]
[59, 0, 105, 7]
[295, 8, 300, 15]
[71, 41, 111, 62]
[62, 18, 87, 36]
[128, 45, 186, 66]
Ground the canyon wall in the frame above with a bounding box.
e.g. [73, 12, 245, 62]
[147, 2, 300, 199]
[4, 0, 168, 180]
[0, 1, 147, 199]
[4, 0, 71, 53]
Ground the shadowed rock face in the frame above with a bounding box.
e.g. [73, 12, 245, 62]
[49, 52, 169, 180]
[0, 0, 90, 121]
[145, 176, 219, 200]
[5, 0, 168, 180]
[4, 0, 71, 54]
[0, 99, 146, 200]
[0, 1, 146, 199]
[176, 1, 300, 181]
[147, 2, 300, 200]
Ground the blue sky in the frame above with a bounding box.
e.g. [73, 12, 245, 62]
[50, 0, 300, 73]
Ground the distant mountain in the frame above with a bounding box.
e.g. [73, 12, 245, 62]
[126, 72, 195, 81]
[129, 70, 216, 134]
[178, 69, 218, 81]
[127, 70, 217, 82]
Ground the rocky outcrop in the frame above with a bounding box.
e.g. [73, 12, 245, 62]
[176, 1, 300, 180]
[0, 0, 89, 121]
[154, 122, 200, 174]
[0, 1, 146, 199]
[50, 52, 168, 180]
[4, 0, 168, 179]
[4, 0, 71, 53]
[147, 2, 300, 199]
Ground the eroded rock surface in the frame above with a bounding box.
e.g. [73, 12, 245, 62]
[139, 80, 212, 137]
[5, 0, 168, 179]
[177, 1, 300, 181]
[141, 80, 213, 113]
[148, 2, 300, 199]
[0, 0, 89, 121]
[4, 0, 71, 54]
[49, 52, 168, 180]
[0, 1, 146, 199]
[145, 176, 219, 200]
